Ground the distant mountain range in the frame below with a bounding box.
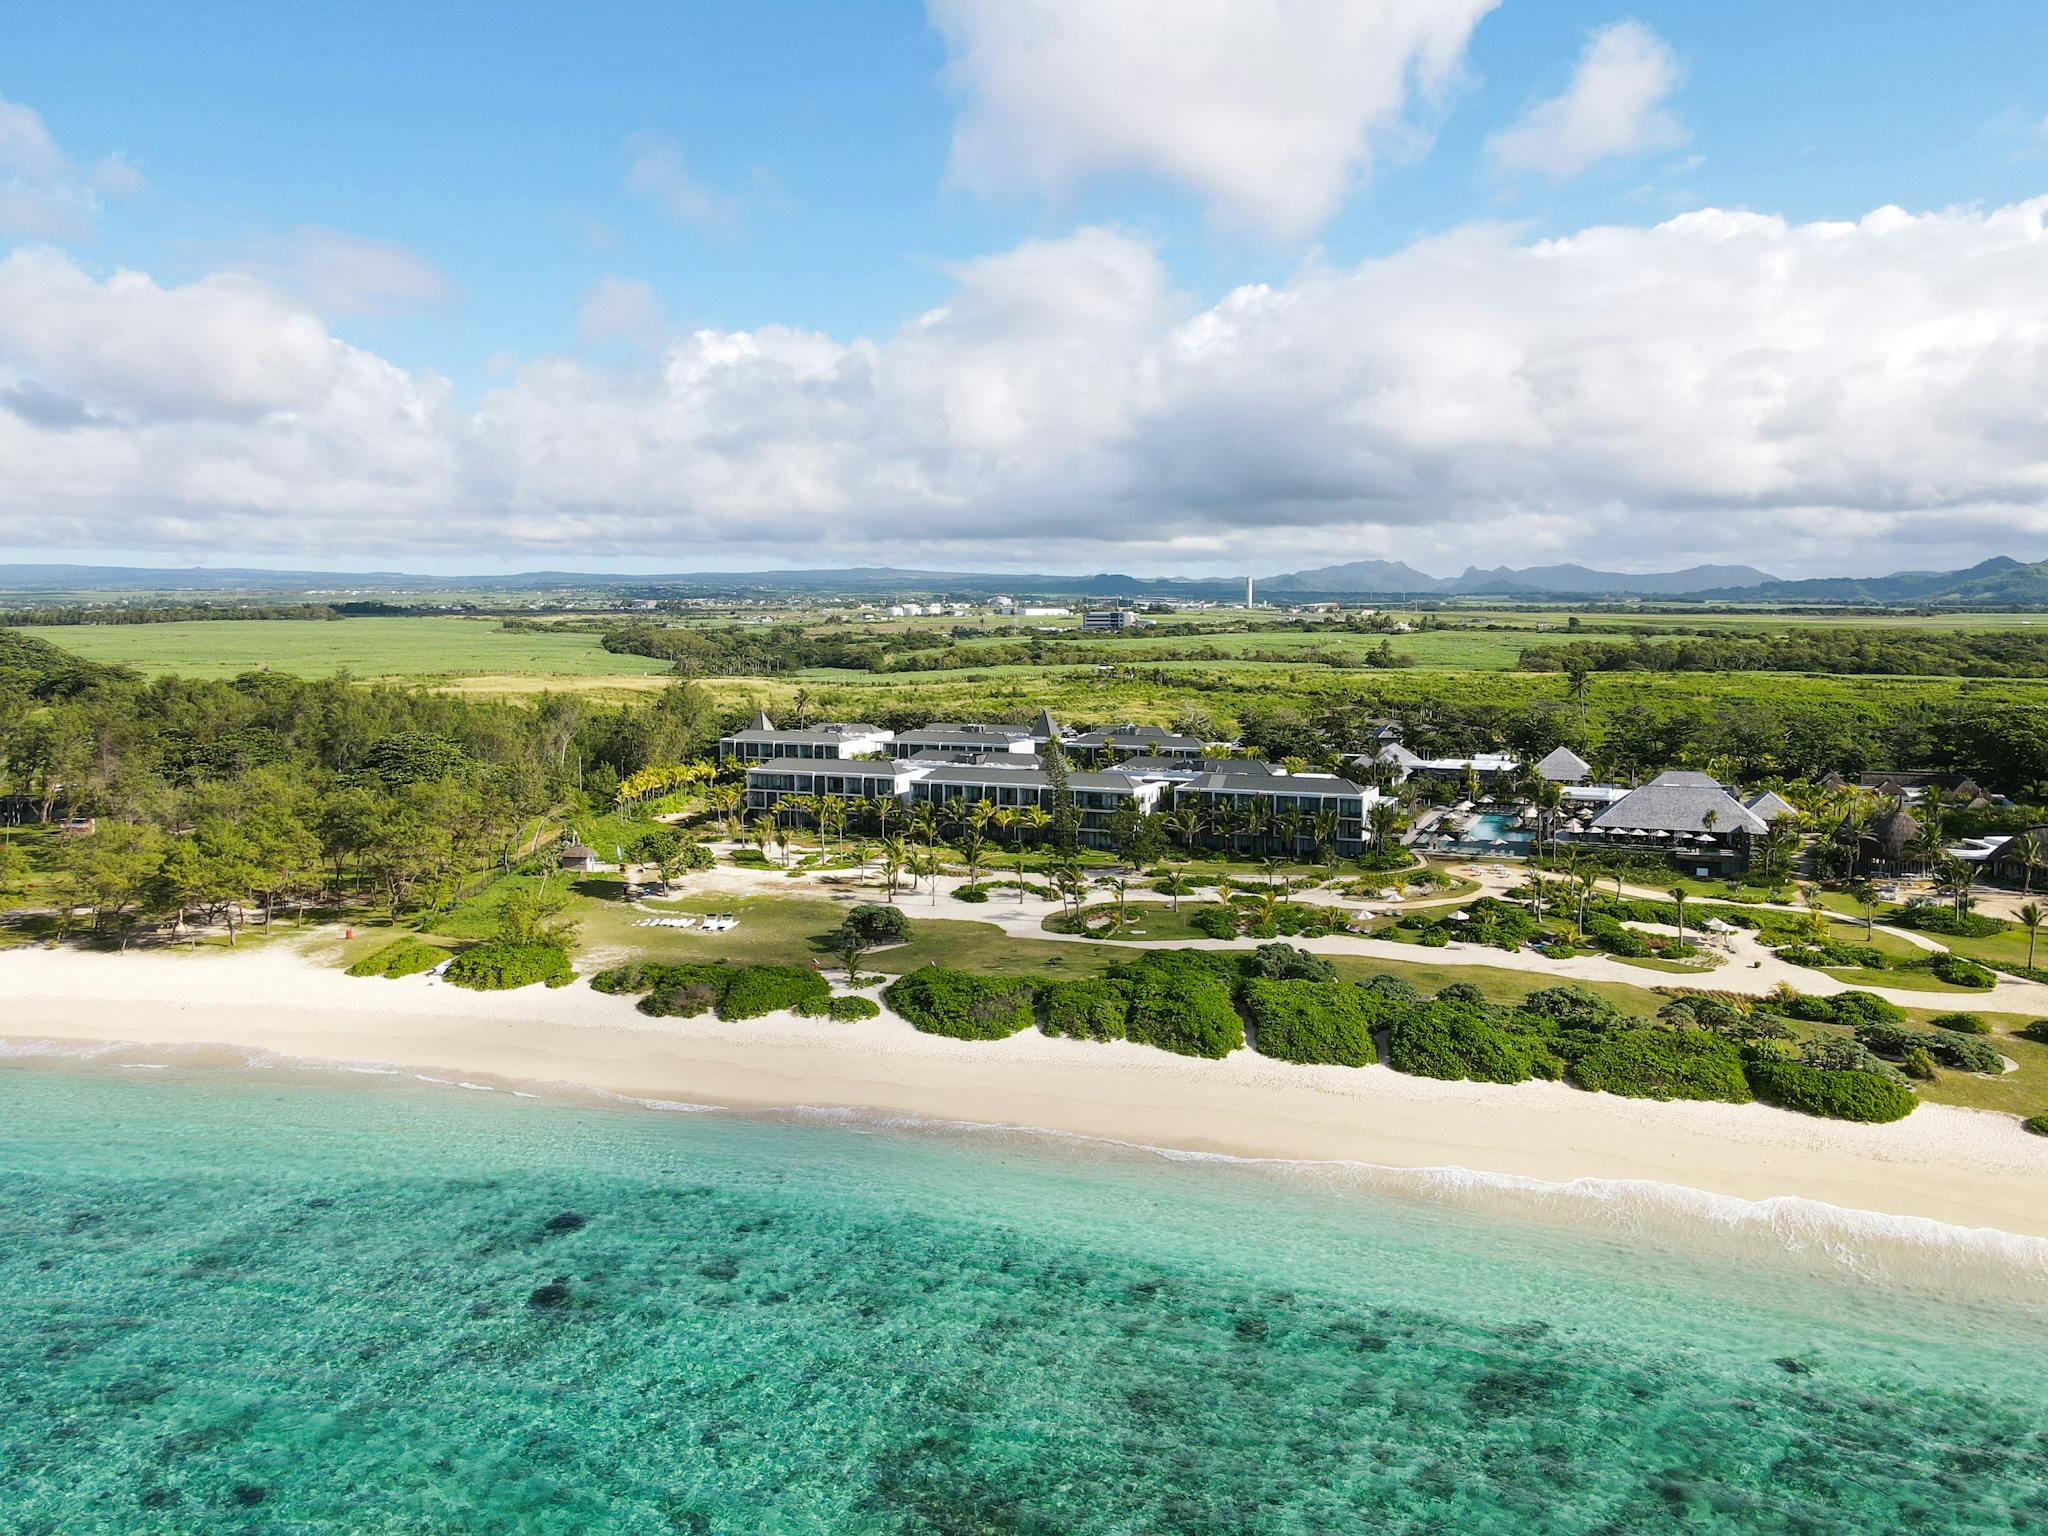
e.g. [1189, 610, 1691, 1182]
[1261, 561, 1777, 596]
[4, 555, 2048, 606]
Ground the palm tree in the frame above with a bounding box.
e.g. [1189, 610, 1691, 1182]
[1276, 807, 1304, 863]
[2019, 900, 2043, 970]
[1934, 857, 1978, 919]
[1312, 808, 1340, 870]
[1240, 800, 1269, 858]
[2010, 833, 2046, 895]
[1260, 856, 1286, 899]
[1104, 874, 1129, 932]
[906, 802, 941, 905]
[1668, 886, 1688, 949]
[1367, 799, 1403, 858]
[879, 835, 909, 903]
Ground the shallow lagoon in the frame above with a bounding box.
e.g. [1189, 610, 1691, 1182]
[3, 1053, 2045, 1533]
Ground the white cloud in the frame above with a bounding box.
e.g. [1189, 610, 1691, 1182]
[0, 95, 142, 240]
[243, 227, 457, 317]
[1487, 20, 1684, 181]
[624, 136, 740, 234]
[9, 200, 2048, 576]
[577, 275, 667, 349]
[929, 0, 1499, 240]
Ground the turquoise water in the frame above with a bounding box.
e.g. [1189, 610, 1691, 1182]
[4, 1052, 2047, 1533]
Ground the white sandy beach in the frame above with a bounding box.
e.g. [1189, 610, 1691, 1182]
[5, 940, 2047, 1241]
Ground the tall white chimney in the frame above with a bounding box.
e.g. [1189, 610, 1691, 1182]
[1246, 575, 1254, 609]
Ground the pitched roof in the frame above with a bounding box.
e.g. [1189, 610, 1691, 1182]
[1591, 775, 1767, 835]
[748, 709, 774, 731]
[1535, 746, 1592, 781]
[1179, 767, 1365, 797]
[1031, 708, 1062, 739]
[1743, 790, 1799, 822]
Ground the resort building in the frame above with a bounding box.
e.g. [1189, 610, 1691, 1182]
[1168, 761, 1371, 858]
[742, 758, 921, 817]
[1582, 771, 1770, 875]
[1358, 743, 1520, 786]
[890, 722, 1037, 757]
[717, 712, 892, 764]
[902, 760, 1172, 849]
[1743, 790, 1801, 823]
[1065, 722, 1208, 762]
[1534, 746, 1593, 783]
[1985, 825, 2048, 887]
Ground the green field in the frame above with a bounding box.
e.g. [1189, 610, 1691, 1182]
[34, 617, 676, 686]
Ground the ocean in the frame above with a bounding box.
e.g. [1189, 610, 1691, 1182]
[3, 1046, 2045, 1534]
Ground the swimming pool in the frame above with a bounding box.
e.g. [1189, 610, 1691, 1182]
[1439, 811, 1535, 854]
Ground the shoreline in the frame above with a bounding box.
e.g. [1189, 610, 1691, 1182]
[6, 942, 2048, 1242]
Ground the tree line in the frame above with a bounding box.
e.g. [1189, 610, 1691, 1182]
[1518, 627, 2048, 679]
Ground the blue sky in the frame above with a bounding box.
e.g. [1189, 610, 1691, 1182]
[5, 1, 2048, 576]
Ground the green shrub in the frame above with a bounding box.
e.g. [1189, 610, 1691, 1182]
[1117, 953, 1245, 1058]
[1800, 1036, 1906, 1080]
[1927, 1011, 1990, 1035]
[590, 962, 675, 995]
[1856, 1021, 2004, 1074]
[1415, 928, 1450, 948]
[346, 937, 443, 979]
[2022, 1114, 2048, 1137]
[1782, 990, 1905, 1026]
[1583, 914, 1651, 958]
[1386, 1002, 1542, 1085]
[1745, 1059, 1917, 1122]
[1520, 986, 1621, 1032]
[719, 965, 831, 1020]
[1900, 1046, 1938, 1080]
[2021, 1020, 2048, 1044]
[1890, 907, 2007, 939]
[805, 994, 880, 1021]
[1928, 952, 1996, 989]
[1363, 974, 1424, 1003]
[884, 969, 1036, 1040]
[952, 885, 991, 903]
[445, 942, 574, 991]
[642, 964, 732, 1018]
[1187, 904, 1239, 939]
[1033, 979, 1128, 1041]
[1242, 980, 1378, 1067]
[1243, 942, 1335, 983]
[1434, 981, 1487, 1006]
[1567, 1028, 1753, 1103]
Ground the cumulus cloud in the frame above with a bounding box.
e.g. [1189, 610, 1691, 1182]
[1487, 20, 1684, 180]
[8, 201, 2048, 574]
[930, 0, 1499, 239]
[0, 95, 141, 240]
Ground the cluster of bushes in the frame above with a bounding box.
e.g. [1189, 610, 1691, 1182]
[345, 936, 444, 979]
[1855, 1021, 2005, 1074]
[1777, 989, 1905, 1026]
[590, 960, 831, 1019]
[1188, 904, 1241, 939]
[1926, 952, 1997, 989]
[853, 949, 1928, 1123]
[1398, 897, 1542, 952]
[445, 942, 575, 991]
[1775, 940, 1894, 971]
[1747, 1059, 1917, 1122]
[1888, 907, 2008, 939]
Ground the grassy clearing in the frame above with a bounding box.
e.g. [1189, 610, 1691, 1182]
[33, 616, 677, 683]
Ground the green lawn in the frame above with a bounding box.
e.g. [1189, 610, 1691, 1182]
[33, 616, 677, 684]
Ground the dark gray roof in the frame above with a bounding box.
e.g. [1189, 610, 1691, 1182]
[913, 764, 1152, 793]
[1535, 746, 1592, 781]
[1591, 775, 1766, 834]
[906, 750, 1045, 768]
[1743, 790, 1799, 822]
[1179, 767, 1365, 797]
[893, 722, 1031, 744]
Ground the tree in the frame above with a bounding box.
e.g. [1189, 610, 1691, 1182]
[907, 801, 941, 903]
[1366, 799, 1404, 857]
[828, 902, 910, 982]
[1845, 877, 1879, 939]
[1667, 886, 1688, 949]
[1042, 741, 1080, 851]
[495, 885, 579, 949]
[2019, 901, 2043, 971]
[878, 836, 909, 903]
[65, 821, 164, 947]
[2010, 832, 2046, 895]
